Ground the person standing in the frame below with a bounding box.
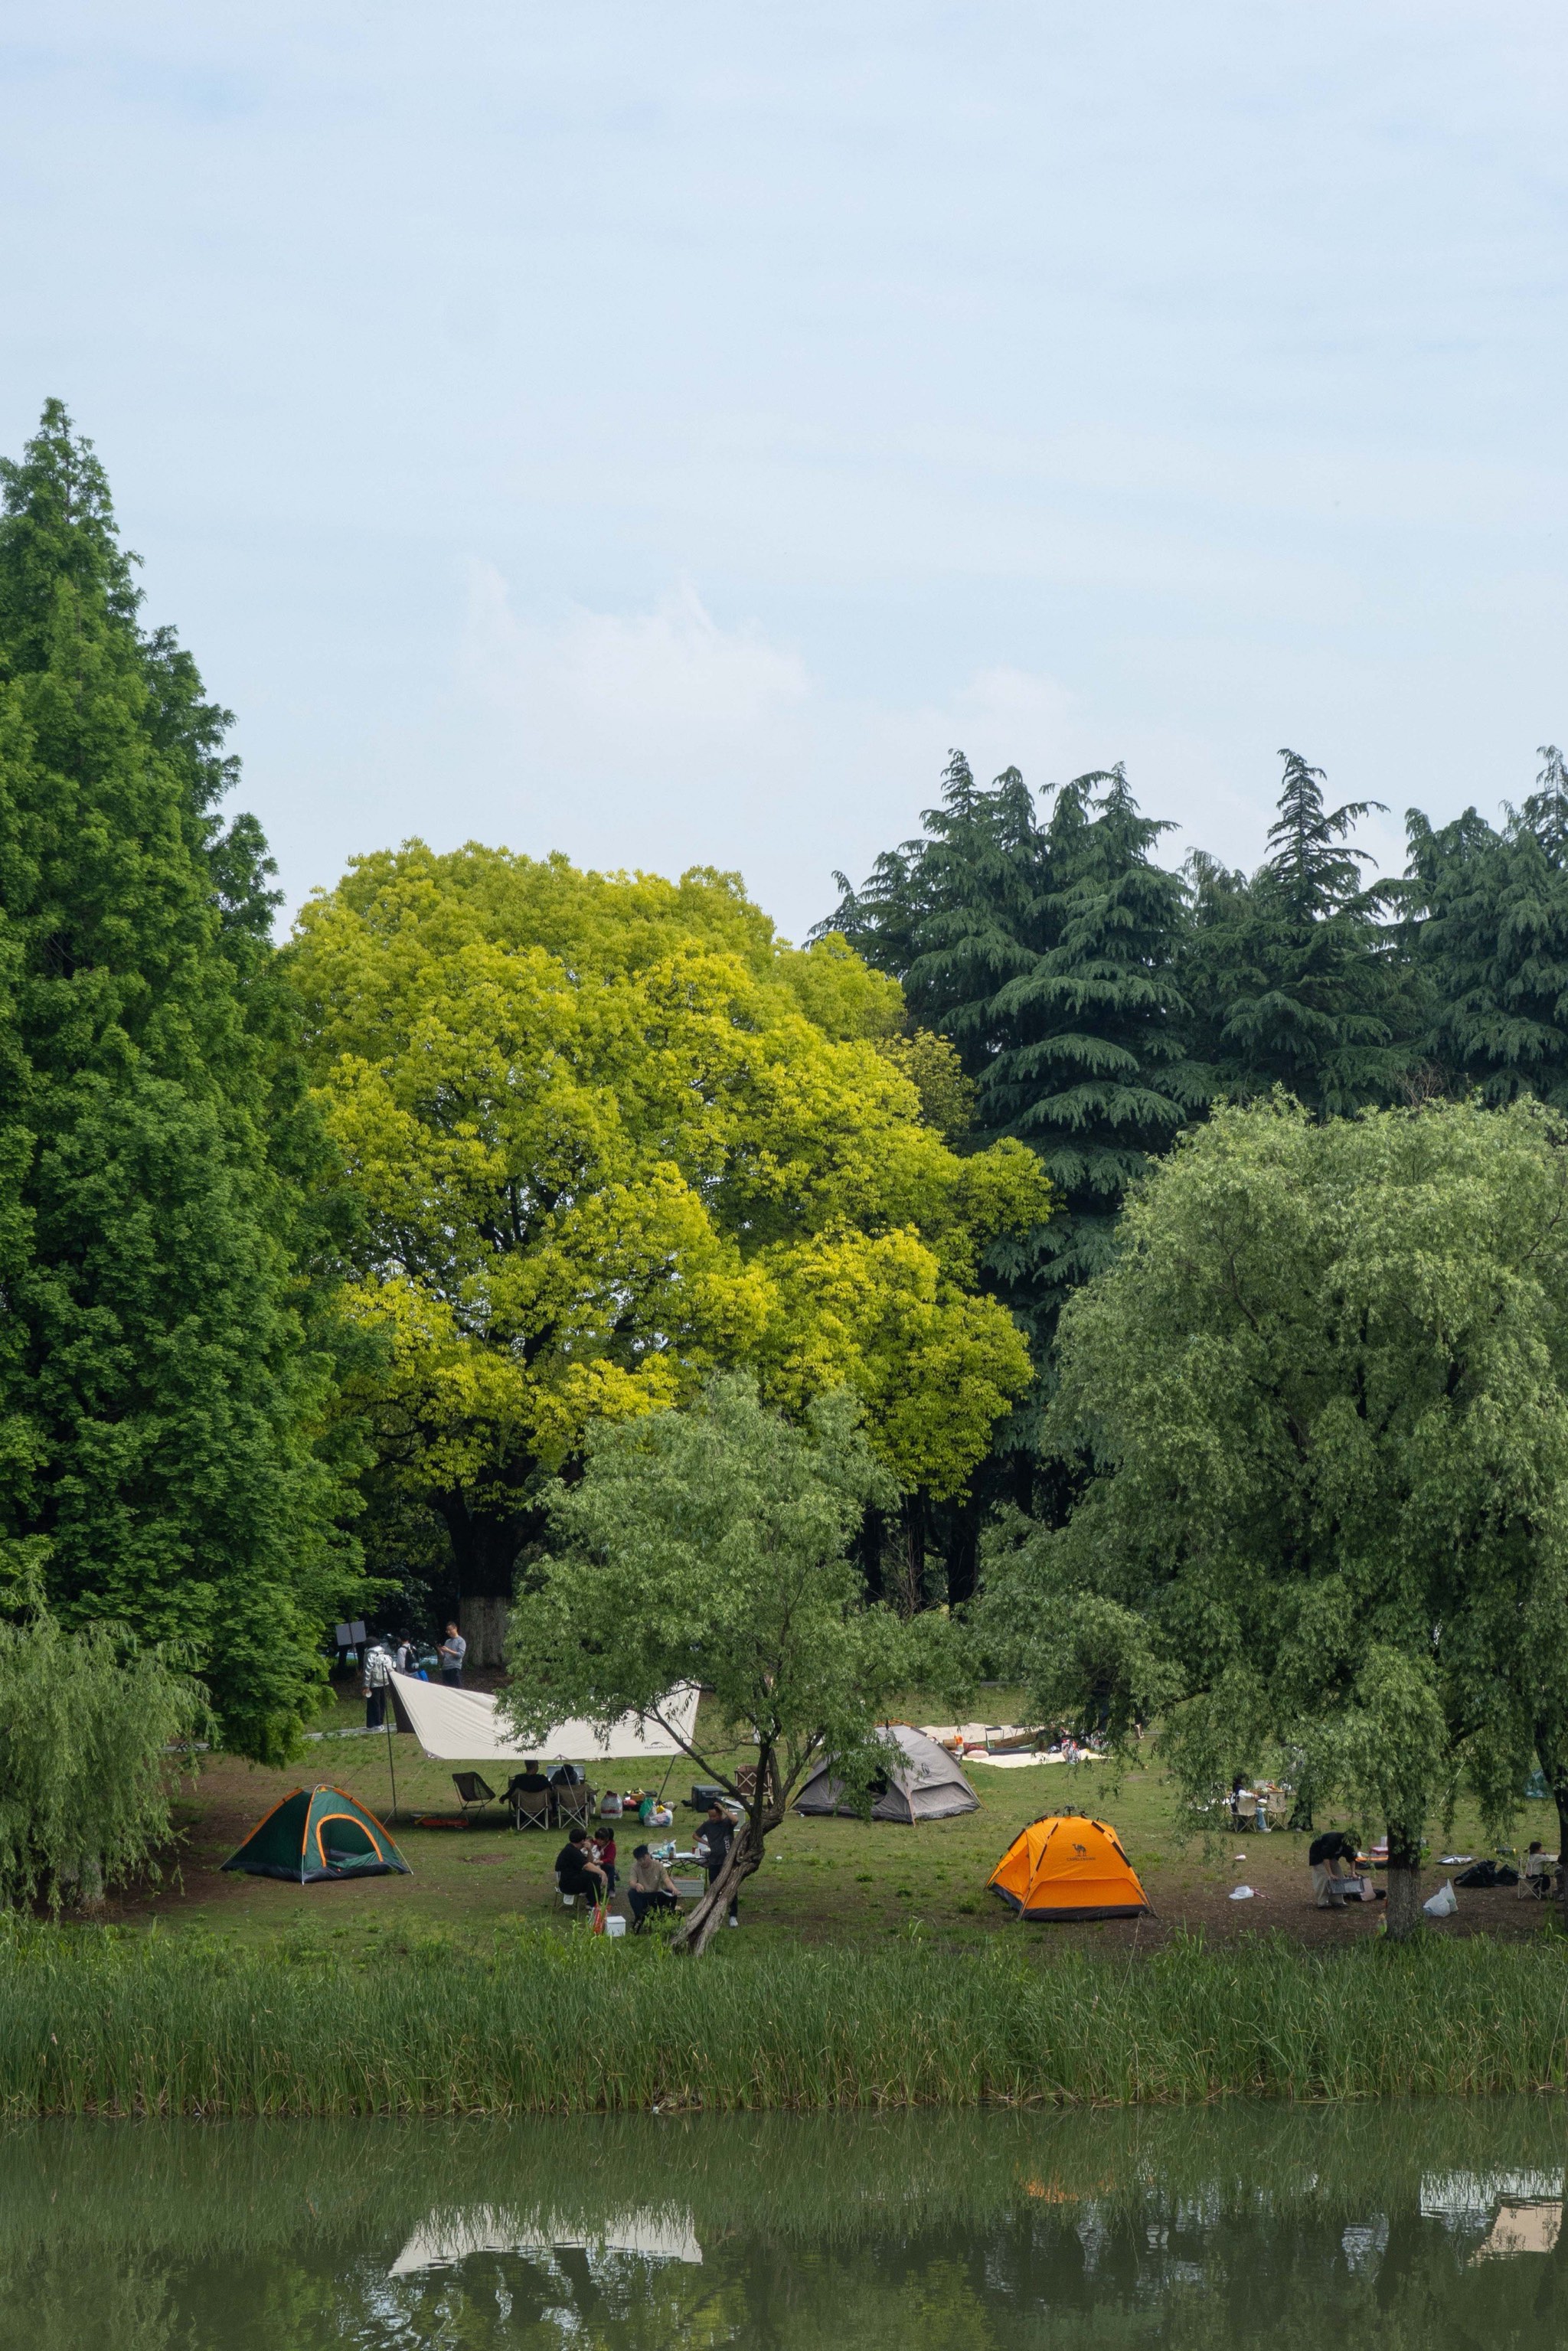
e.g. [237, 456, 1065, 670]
[362, 1640, 391, 1730]
[696, 1801, 740, 1926]
[439, 1621, 467, 1687]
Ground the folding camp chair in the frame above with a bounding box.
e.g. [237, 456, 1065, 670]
[554, 1782, 593, 1830]
[510, 1788, 550, 1832]
[452, 1771, 498, 1820]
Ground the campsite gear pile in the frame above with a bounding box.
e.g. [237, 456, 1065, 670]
[795, 1726, 979, 1823]
[223, 1788, 410, 1883]
[987, 1814, 1149, 1921]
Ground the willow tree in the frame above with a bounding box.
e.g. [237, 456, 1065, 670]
[291, 844, 1050, 1609]
[982, 1096, 1568, 1938]
[0, 403, 360, 1759]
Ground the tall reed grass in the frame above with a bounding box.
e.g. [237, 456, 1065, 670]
[2, 1924, 1565, 2114]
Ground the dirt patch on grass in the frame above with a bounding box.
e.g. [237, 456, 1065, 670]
[101, 1729, 1563, 1957]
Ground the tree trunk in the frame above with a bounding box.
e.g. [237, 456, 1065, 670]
[1383, 1823, 1424, 1942]
[671, 1817, 763, 1955]
[942, 1493, 981, 1608]
[887, 1493, 929, 1618]
[434, 1484, 537, 1604]
[671, 1754, 786, 1956]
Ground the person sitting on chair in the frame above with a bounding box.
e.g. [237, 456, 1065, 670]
[627, 1844, 679, 1933]
[590, 1826, 618, 1893]
[1523, 1840, 1558, 1897]
[514, 1759, 552, 1797]
[554, 1826, 607, 1906]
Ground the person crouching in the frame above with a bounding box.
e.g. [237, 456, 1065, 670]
[1308, 1828, 1357, 1908]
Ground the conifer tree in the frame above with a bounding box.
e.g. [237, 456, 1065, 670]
[0, 402, 358, 1759]
[1405, 746, 1568, 1105]
[824, 754, 1201, 1368]
[1180, 749, 1421, 1113]
[820, 757, 1201, 1583]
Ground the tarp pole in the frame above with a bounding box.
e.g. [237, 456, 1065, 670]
[384, 1710, 400, 1824]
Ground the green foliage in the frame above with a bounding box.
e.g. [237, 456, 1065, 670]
[871, 1027, 975, 1138]
[1180, 751, 1423, 1114]
[0, 1612, 207, 1910]
[505, 1376, 971, 1944]
[292, 843, 1047, 1602]
[0, 403, 362, 1759]
[1405, 744, 1568, 1104]
[826, 755, 1204, 1379]
[981, 1098, 1568, 1893]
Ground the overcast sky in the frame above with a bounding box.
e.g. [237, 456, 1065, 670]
[4, 4, 1566, 939]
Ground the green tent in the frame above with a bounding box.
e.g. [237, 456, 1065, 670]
[221, 1785, 411, 1883]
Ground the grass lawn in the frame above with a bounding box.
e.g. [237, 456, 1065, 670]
[116, 1680, 1563, 1958]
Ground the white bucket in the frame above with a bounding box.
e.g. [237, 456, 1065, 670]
[604, 1915, 626, 1938]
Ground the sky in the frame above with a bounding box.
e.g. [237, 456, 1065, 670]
[3, 2, 1566, 940]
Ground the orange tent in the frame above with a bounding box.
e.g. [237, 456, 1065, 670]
[987, 1813, 1149, 1921]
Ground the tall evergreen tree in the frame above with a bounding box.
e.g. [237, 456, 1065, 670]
[825, 754, 1201, 1361]
[0, 401, 358, 1759]
[1180, 749, 1421, 1113]
[821, 756, 1202, 1581]
[1405, 746, 1568, 1105]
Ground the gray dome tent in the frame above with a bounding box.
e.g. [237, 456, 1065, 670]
[795, 1725, 979, 1824]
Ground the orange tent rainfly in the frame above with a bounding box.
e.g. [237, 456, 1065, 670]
[987, 1814, 1149, 1922]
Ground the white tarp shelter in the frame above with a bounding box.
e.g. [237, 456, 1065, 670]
[387, 1671, 699, 1765]
[390, 2205, 703, 2276]
[795, 1723, 979, 1823]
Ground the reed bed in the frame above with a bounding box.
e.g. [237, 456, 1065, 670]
[1, 1923, 1564, 2115]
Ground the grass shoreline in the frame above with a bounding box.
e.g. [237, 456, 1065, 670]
[4, 1922, 1566, 2115]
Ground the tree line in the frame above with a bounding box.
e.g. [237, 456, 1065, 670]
[6, 400, 1568, 1937]
[820, 740, 1568, 1585]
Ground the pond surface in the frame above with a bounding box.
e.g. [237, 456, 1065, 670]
[5, 2101, 1568, 2347]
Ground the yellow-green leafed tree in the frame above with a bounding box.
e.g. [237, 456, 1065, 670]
[289, 844, 1050, 1600]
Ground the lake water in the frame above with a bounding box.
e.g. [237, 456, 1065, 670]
[5, 2101, 1568, 2347]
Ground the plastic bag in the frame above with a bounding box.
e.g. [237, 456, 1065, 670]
[1229, 1883, 1255, 1900]
[1423, 1879, 1458, 1918]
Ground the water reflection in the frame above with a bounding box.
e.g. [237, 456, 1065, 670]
[3, 2103, 1567, 2347]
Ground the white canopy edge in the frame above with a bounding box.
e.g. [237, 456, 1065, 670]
[390, 2203, 703, 2275]
[387, 1671, 700, 1765]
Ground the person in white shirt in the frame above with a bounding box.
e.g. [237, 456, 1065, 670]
[439, 1622, 467, 1687]
[362, 1641, 391, 1729]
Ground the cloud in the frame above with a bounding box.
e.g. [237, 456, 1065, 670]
[449, 568, 1290, 935]
[462, 567, 811, 772]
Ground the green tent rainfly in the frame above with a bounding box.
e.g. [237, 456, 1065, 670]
[220, 1786, 411, 1883]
